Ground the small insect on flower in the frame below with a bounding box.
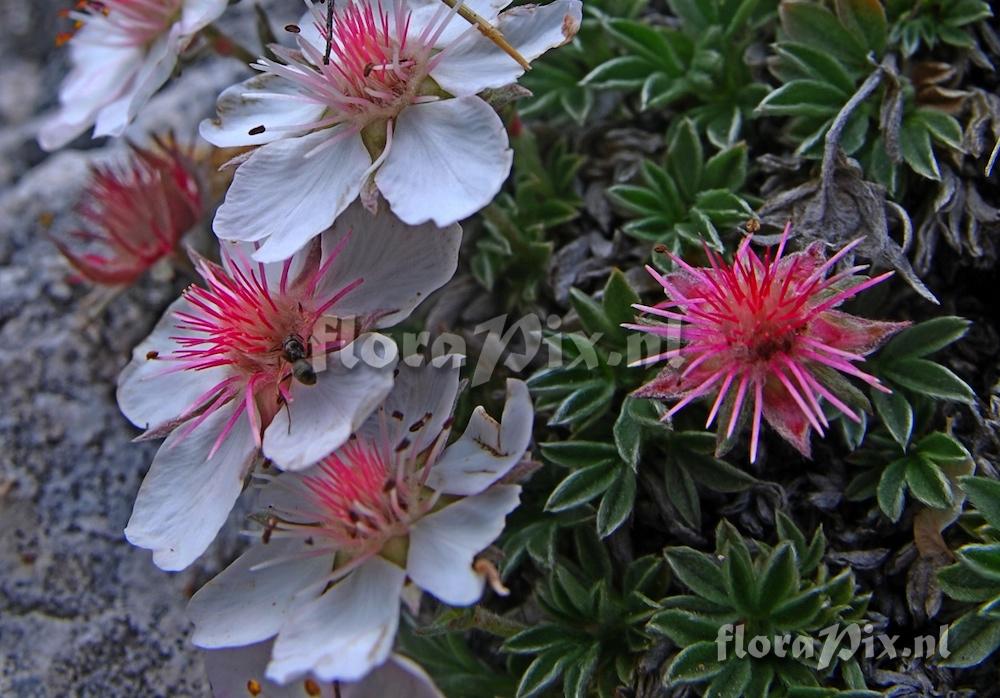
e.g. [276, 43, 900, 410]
[52, 136, 203, 286]
[627, 223, 909, 463]
[188, 360, 534, 686]
[39, 0, 229, 151]
[201, 0, 583, 262]
[117, 204, 461, 571]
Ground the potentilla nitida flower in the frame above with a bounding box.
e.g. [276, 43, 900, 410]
[201, 0, 582, 262]
[52, 137, 203, 286]
[201, 640, 444, 698]
[117, 204, 461, 570]
[628, 224, 909, 462]
[39, 0, 228, 151]
[188, 359, 533, 684]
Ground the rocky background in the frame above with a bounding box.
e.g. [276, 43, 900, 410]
[0, 3, 291, 695]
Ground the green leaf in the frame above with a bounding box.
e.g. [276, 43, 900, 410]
[597, 466, 636, 537]
[916, 432, 971, 465]
[614, 401, 641, 470]
[963, 476, 1000, 530]
[938, 562, 1000, 603]
[871, 388, 912, 448]
[877, 457, 908, 522]
[884, 358, 975, 403]
[516, 649, 573, 698]
[666, 641, 725, 684]
[582, 55, 651, 88]
[702, 143, 748, 191]
[602, 268, 640, 329]
[722, 535, 757, 615]
[667, 119, 704, 199]
[834, 0, 887, 55]
[905, 455, 953, 509]
[663, 457, 702, 529]
[569, 287, 616, 338]
[649, 607, 732, 645]
[540, 441, 619, 468]
[900, 117, 941, 180]
[778, 1, 869, 67]
[773, 42, 857, 94]
[756, 80, 847, 117]
[606, 19, 683, 74]
[504, 625, 579, 654]
[916, 108, 965, 151]
[772, 587, 825, 629]
[546, 460, 617, 511]
[957, 544, 1000, 582]
[756, 542, 799, 613]
[562, 642, 600, 698]
[881, 317, 970, 360]
[549, 381, 617, 427]
[683, 450, 758, 492]
[939, 611, 1000, 667]
[664, 547, 731, 606]
[705, 658, 752, 698]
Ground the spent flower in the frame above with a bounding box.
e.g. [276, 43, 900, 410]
[629, 224, 908, 462]
[188, 359, 533, 684]
[201, 0, 582, 262]
[52, 136, 203, 286]
[40, 0, 229, 150]
[117, 204, 461, 570]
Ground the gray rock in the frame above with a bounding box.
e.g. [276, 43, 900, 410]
[0, 2, 295, 695]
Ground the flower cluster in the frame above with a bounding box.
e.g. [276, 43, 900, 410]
[628, 224, 908, 462]
[41, 0, 570, 691]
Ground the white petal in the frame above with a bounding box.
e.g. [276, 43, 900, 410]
[202, 641, 339, 698]
[342, 656, 445, 698]
[267, 556, 405, 684]
[358, 355, 463, 454]
[314, 202, 462, 327]
[37, 39, 141, 150]
[407, 485, 520, 605]
[427, 379, 533, 495]
[180, 0, 229, 34]
[431, 0, 583, 96]
[117, 296, 234, 435]
[376, 97, 512, 227]
[124, 404, 257, 571]
[94, 32, 179, 138]
[213, 128, 371, 262]
[199, 73, 327, 148]
[262, 334, 398, 471]
[405, 0, 512, 46]
[188, 538, 332, 649]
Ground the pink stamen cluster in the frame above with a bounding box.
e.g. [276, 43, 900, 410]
[68, 0, 183, 46]
[53, 138, 202, 286]
[630, 223, 901, 462]
[164, 240, 363, 454]
[268, 415, 451, 558]
[256, 0, 456, 143]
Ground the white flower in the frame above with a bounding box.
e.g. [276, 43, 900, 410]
[187, 359, 533, 684]
[201, 640, 444, 698]
[39, 0, 229, 151]
[117, 204, 461, 571]
[201, 0, 583, 262]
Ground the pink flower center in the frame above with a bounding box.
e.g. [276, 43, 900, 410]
[259, 0, 455, 136]
[164, 240, 362, 452]
[71, 0, 183, 47]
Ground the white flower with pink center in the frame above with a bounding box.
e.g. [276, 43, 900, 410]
[201, 640, 444, 698]
[187, 359, 533, 684]
[202, 0, 583, 262]
[117, 204, 461, 571]
[39, 0, 229, 151]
